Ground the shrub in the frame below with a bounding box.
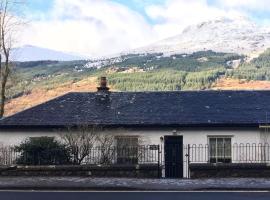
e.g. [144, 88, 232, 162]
[15, 137, 71, 165]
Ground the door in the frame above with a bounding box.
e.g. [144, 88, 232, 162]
[164, 136, 183, 178]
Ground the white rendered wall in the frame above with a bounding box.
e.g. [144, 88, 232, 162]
[0, 131, 59, 146]
[0, 127, 267, 178]
[100, 128, 262, 146]
[0, 128, 263, 146]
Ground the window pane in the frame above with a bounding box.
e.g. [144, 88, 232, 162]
[116, 136, 139, 164]
[224, 138, 231, 158]
[116, 136, 138, 147]
[209, 137, 232, 163]
[130, 138, 138, 147]
[217, 138, 224, 158]
[209, 138, 216, 160]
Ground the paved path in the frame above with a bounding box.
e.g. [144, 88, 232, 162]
[1, 192, 270, 200]
[1, 177, 270, 191]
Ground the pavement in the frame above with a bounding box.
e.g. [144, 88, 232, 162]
[1, 192, 270, 200]
[1, 177, 270, 191]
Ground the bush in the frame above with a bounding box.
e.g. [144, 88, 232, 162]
[15, 137, 71, 165]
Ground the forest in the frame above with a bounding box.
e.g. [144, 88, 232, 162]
[226, 49, 270, 81]
[108, 68, 225, 91]
[107, 50, 240, 91]
[7, 49, 270, 98]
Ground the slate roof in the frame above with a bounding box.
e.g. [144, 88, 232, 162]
[1, 90, 270, 128]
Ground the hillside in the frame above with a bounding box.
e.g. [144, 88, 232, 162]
[7, 51, 241, 99]
[4, 49, 270, 117]
[5, 77, 99, 116]
[227, 48, 270, 80]
[213, 78, 270, 90]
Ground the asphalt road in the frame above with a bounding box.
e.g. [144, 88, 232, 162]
[0, 192, 270, 200]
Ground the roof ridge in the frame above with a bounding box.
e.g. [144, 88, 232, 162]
[69, 90, 270, 94]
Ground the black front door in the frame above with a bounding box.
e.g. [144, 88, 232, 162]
[164, 136, 183, 178]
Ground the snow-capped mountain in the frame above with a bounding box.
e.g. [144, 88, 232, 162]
[132, 17, 270, 56]
[11, 45, 88, 62]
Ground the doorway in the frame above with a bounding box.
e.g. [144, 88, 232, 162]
[164, 136, 183, 178]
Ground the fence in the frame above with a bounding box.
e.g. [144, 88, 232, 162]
[180, 143, 270, 178]
[187, 143, 270, 164]
[0, 145, 161, 166]
[3, 143, 270, 178]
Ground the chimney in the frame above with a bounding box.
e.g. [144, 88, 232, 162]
[97, 77, 110, 92]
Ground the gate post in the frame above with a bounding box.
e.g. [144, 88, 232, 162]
[158, 145, 161, 178]
[187, 144, 190, 178]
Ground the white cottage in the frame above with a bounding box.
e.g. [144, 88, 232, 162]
[0, 77, 270, 178]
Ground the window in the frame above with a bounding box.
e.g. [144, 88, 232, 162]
[209, 137, 232, 163]
[115, 136, 139, 164]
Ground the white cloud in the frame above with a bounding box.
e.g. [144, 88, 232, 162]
[216, 0, 270, 11]
[20, 0, 269, 57]
[20, 0, 157, 58]
[146, 0, 246, 39]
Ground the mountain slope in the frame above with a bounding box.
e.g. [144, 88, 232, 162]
[5, 77, 99, 117]
[133, 17, 270, 56]
[5, 48, 270, 116]
[11, 45, 87, 61]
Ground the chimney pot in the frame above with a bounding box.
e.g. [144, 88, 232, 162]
[97, 77, 110, 92]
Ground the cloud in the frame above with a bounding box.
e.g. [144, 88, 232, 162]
[145, 0, 246, 39]
[20, 0, 157, 57]
[20, 0, 270, 57]
[215, 0, 270, 11]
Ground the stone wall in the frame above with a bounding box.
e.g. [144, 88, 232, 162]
[190, 163, 270, 178]
[0, 164, 160, 178]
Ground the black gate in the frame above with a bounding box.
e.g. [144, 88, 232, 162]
[164, 136, 183, 178]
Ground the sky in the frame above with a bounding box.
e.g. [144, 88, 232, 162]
[18, 0, 270, 58]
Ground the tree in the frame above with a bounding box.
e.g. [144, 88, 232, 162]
[0, 0, 25, 117]
[15, 137, 71, 165]
[96, 133, 115, 165]
[0, 142, 13, 165]
[61, 125, 99, 165]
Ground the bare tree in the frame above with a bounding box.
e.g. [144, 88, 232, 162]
[96, 133, 115, 164]
[0, 0, 24, 117]
[60, 125, 99, 165]
[0, 142, 13, 165]
[60, 126, 153, 165]
[97, 133, 152, 165]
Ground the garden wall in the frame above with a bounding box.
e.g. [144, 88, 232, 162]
[189, 163, 270, 178]
[0, 164, 160, 178]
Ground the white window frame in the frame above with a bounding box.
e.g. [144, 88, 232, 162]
[208, 136, 232, 163]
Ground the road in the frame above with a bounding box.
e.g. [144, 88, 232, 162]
[0, 191, 270, 200]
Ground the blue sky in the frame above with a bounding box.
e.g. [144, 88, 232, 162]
[26, 0, 165, 23]
[27, 0, 163, 12]
[20, 0, 270, 57]
[112, 0, 165, 22]
[26, 0, 270, 23]
[27, 1, 52, 12]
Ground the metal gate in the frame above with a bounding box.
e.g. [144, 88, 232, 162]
[164, 136, 183, 178]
